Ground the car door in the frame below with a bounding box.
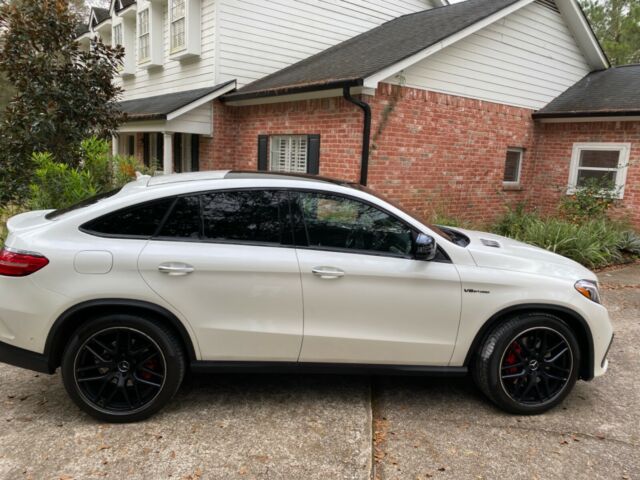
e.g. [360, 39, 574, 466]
[292, 190, 461, 366]
[138, 189, 304, 362]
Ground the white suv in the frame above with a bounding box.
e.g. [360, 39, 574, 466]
[0, 171, 614, 422]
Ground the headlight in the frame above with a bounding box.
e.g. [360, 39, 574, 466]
[575, 279, 601, 304]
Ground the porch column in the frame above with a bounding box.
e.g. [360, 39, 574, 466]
[163, 132, 173, 174]
[111, 135, 119, 157]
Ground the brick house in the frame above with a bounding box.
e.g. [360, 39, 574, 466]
[78, 0, 640, 227]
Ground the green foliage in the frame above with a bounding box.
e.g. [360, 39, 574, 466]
[0, 0, 124, 204]
[560, 177, 621, 221]
[493, 208, 638, 269]
[26, 137, 152, 211]
[28, 152, 97, 210]
[580, 0, 640, 65]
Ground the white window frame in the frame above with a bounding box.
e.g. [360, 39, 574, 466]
[168, 0, 201, 60]
[568, 142, 631, 199]
[137, 8, 150, 64]
[269, 136, 309, 174]
[112, 23, 123, 47]
[170, 0, 187, 53]
[503, 148, 523, 185]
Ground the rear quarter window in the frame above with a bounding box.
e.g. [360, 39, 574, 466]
[81, 198, 175, 238]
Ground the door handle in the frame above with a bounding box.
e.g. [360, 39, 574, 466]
[312, 266, 345, 279]
[158, 263, 195, 276]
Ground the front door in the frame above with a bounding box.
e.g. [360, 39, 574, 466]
[292, 191, 462, 366]
[138, 189, 303, 361]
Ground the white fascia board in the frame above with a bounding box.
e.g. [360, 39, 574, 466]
[95, 19, 113, 35]
[224, 86, 375, 107]
[555, 0, 609, 70]
[362, 0, 536, 89]
[166, 81, 238, 120]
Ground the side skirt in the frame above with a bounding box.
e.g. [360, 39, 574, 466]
[190, 361, 468, 377]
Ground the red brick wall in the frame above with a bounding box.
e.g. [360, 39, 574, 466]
[203, 84, 537, 225]
[532, 121, 640, 228]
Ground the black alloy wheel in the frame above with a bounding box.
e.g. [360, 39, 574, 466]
[473, 313, 580, 414]
[499, 327, 573, 405]
[74, 327, 166, 414]
[62, 314, 185, 423]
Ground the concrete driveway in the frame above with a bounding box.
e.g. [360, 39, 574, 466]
[0, 264, 638, 480]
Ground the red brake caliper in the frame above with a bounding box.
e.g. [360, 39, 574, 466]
[141, 358, 158, 380]
[504, 342, 522, 375]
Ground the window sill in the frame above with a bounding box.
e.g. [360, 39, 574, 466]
[139, 60, 162, 70]
[169, 48, 199, 61]
[502, 183, 522, 191]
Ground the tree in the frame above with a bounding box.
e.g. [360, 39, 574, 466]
[581, 0, 640, 66]
[0, 0, 123, 204]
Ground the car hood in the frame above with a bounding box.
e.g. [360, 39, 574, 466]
[452, 228, 597, 282]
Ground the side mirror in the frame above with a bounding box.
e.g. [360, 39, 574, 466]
[414, 233, 437, 261]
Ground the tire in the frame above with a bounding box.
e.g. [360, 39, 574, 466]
[472, 312, 580, 415]
[61, 314, 186, 423]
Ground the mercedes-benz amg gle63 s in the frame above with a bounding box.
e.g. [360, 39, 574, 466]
[0, 171, 614, 422]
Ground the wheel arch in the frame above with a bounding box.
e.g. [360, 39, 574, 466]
[463, 304, 595, 381]
[45, 299, 198, 370]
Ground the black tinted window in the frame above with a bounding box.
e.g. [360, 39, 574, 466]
[297, 192, 413, 256]
[157, 196, 201, 239]
[82, 198, 174, 237]
[201, 190, 286, 244]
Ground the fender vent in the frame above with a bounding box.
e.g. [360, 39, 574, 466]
[481, 238, 501, 248]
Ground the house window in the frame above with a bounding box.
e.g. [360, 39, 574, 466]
[270, 136, 309, 173]
[568, 143, 630, 198]
[113, 24, 123, 47]
[138, 9, 150, 63]
[171, 0, 186, 52]
[503, 148, 523, 184]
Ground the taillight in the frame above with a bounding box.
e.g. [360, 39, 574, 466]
[0, 247, 49, 277]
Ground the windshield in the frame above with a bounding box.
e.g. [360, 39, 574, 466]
[348, 184, 453, 243]
[45, 188, 122, 220]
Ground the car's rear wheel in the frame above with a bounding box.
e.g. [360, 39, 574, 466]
[473, 313, 580, 414]
[61, 314, 185, 423]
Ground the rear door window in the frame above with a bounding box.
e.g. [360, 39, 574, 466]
[200, 190, 290, 245]
[156, 195, 201, 239]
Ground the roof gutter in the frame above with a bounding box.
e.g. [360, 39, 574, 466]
[222, 78, 363, 103]
[343, 85, 371, 186]
[533, 110, 640, 120]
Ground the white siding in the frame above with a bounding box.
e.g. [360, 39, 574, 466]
[385, 1, 592, 110]
[120, 0, 217, 101]
[167, 102, 213, 135]
[217, 0, 437, 87]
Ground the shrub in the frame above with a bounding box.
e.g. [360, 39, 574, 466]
[493, 208, 638, 269]
[559, 177, 620, 221]
[27, 137, 152, 212]
[28, 152, 97, 210]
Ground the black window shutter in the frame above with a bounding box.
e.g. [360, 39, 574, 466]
[173, 133, 182, 173]
[191, 134, 200, 172]
[156, 133, 164, 165]
[257, 135, 269, 171]
[307, 134, 320, 175]
[143, 133, 150, 167]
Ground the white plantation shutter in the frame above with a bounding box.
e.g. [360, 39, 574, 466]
[269, 136, 308, 173]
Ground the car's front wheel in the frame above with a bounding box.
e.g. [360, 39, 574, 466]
[473, 313, 580, 414]
[61, 314, 185, 423]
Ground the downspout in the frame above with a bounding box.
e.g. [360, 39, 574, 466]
[343, 85, 371, 186]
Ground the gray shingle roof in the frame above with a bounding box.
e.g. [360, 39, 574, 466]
[119, 81, 235, 121]
[115, 0, 136, 13]
[224, 0, 520, 101]
[92, 7, 110, 25]
[534, 65, 640, 118]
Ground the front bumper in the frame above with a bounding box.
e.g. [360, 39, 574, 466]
[0, 340, 53, 374]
